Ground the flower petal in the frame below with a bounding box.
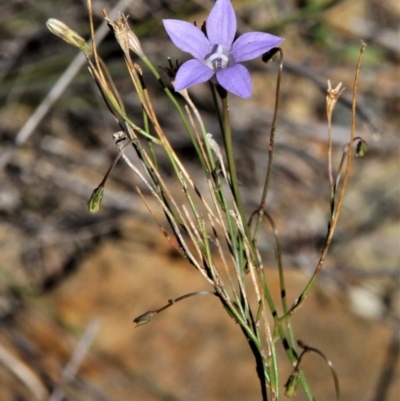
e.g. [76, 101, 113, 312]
[232, 32, 284, 62]
[206, 0, 236, 48]
[163, 19, 209, 60]
[216, 63, 251, 99]
[174, 59, 215, 91]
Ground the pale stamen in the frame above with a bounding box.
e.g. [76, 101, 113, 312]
[205, 44, 230, 72]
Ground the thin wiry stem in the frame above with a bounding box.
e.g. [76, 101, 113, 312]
[280, 41, 367, 319]
[253, 47, 284, 239]
[133, 291, 216, 327]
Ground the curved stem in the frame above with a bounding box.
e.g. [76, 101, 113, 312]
[297, 341, 341, 401]
[253, 48, 284, 239]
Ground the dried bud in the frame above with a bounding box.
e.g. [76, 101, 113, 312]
[127, 29, 145, 59]
[88, 186, 104, 214]
[46, 18, 92, 53]
[104, 12, 145, 59]
[326, 80, 345, 118]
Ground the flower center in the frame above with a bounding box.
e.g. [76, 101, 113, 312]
[204, 44, 231, 72]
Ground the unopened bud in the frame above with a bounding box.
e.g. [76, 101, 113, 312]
[284, 369, 300, 397]
[88, 186, 104, 214]
[356, 139, 368, 157]
[262, 47, 280, 63]
[46, 18, 92, 53]
[133, 311, 157, 327]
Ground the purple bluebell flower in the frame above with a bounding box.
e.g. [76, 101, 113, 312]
[163, 0, 284, 99]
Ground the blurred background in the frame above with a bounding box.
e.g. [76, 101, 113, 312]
[0, 0, 399, 400]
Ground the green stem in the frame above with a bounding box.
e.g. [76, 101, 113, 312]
[219, 94, 262, 278]
[220, 96, 244, 216]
